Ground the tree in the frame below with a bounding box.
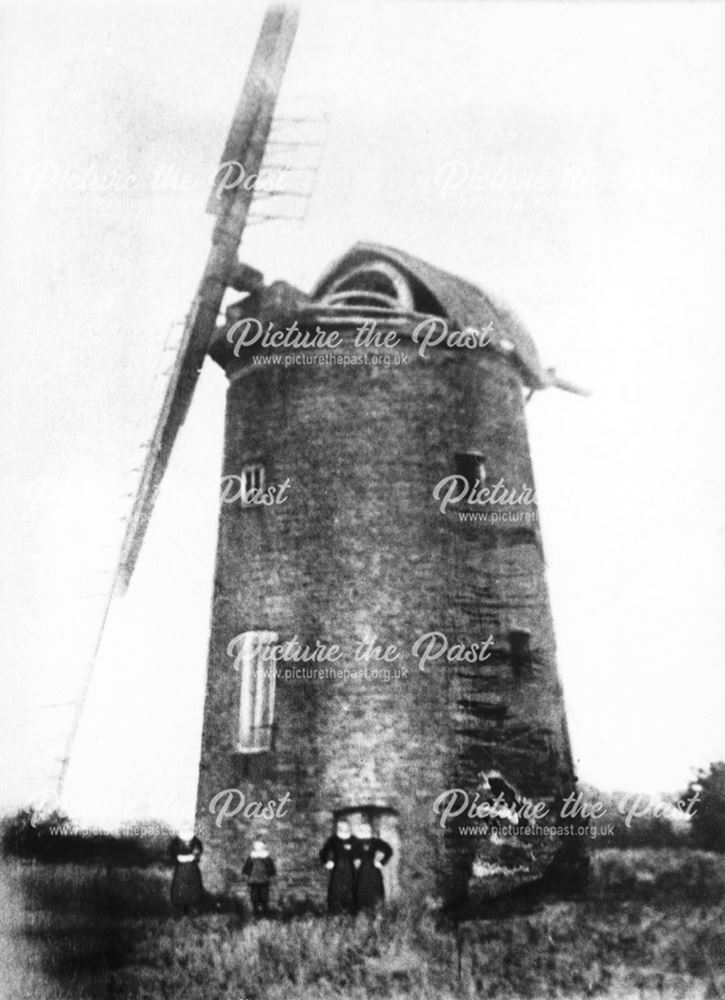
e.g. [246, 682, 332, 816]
[686, 762, 725, 852]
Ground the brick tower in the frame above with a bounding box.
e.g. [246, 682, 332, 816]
[195, 242, 581, 907]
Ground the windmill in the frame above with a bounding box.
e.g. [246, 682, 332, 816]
[60, 2, 588, 907]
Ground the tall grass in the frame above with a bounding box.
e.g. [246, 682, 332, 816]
[2, 849, 724, 999]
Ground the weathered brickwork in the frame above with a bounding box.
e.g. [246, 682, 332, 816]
[195, 253, 578, 907]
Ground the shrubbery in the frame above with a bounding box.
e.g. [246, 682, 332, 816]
[684, 761, 725, 853]
[0, 807, 173, 867]
[576, 786, 688, 849]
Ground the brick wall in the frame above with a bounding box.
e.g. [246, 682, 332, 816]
[195, 317, 577, 906]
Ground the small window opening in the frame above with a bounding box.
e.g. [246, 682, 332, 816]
[240, 464, 265, 506]
[455, 452, 486, 492]
[509, 630, 533, 679]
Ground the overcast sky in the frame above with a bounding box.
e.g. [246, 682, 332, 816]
[1, 0, 724, 827]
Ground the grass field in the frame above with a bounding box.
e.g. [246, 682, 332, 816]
[1, 848, 724, 1000]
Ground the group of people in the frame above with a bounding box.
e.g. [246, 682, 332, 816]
[319, 819, 393, 914]
[169, 819, 393, 918]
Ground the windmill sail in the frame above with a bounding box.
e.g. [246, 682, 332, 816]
[56, 5, 300, 798]
[117, 3, 300, 590]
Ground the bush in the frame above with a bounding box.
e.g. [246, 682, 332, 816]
[685, 761, 725, 853]
[0, 808, 173, 867]
[577, 786, 685, 850]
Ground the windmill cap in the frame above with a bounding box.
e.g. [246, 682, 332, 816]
[312, 242, 545, 388]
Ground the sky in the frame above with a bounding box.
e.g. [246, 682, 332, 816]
[1, 0, 724, 828]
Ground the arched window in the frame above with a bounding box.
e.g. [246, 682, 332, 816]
[322, 261, 415, 311]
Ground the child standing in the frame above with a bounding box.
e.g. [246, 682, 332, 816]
[242, 838, 277, 918]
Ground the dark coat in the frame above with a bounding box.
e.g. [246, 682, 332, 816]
[169, 836, 203, 909]
[242, 855, 276, 884]
[319, 834, 357, 913]
[353, 836, 393, 910]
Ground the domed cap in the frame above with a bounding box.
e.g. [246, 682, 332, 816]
[312, 242, 545, 388]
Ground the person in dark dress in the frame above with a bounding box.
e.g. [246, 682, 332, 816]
[353, 822, 393, 912]
[242, 838, 277, 918]
[319, 819, 357, 914]
[169, 826, 204, 915]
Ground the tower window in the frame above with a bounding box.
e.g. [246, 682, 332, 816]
[240, 464, 265, 505]
[455, 452, 486, 492]
[509, 630, 533, 679]
[323, 261, 414, 312]
[228, 631, 278, 752]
